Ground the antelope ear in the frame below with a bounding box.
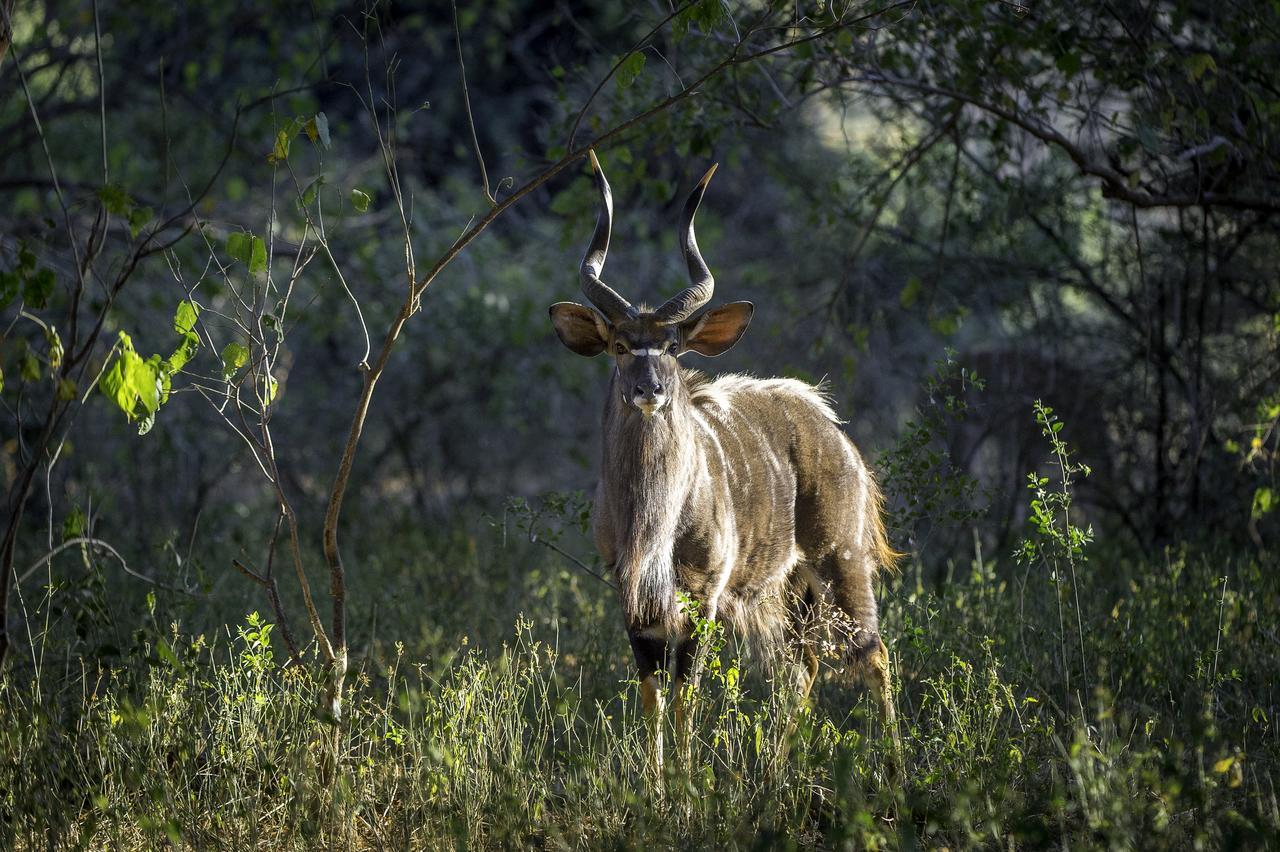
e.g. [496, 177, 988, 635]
[550, 302, 610, 356]
[682, 301, 753, 356]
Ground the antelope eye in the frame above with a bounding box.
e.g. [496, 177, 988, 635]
[614, 343, 626, 355]
[668, 342, 680, 354]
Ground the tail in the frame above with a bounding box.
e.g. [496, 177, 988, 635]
[864, 467, 905, 574]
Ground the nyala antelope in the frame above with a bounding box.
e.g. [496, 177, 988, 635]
[550, 151, 900, 768]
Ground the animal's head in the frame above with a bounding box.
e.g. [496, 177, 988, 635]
[550, 151, 753, 417]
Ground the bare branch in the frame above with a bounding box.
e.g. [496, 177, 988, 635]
[452, 0, 493, 204]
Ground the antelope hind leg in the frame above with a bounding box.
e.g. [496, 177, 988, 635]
[859, 637, 902, 783]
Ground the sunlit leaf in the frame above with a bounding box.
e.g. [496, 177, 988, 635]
[174, 300, 200, 335]
[221, 341, 250, 380]
[249, 236, 268, 276]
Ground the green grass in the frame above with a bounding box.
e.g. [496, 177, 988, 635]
[1, 526, 1277, 849]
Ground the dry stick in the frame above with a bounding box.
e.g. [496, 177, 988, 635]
[452, 0, 493, 204]
[320, 0, 916, 714]
[17, 537, 185, 594]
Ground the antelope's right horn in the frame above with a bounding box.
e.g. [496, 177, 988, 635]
[579, 150, 636, 323]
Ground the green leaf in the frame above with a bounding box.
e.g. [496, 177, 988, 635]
[0, 271, 19, 308]
[249, 236, 267, 276]
[57, 377, 77, 401]
[259, 372, 279, 406]
[128, 205, 153, 238]
[23, 267, 54, 309]
[304, 112, 331, 148]
[616, 52, 646, 90]
[125, 355, 161, 414]
[62, 506, 85, 540]
[299, 175, 325, 208]
[99, 354, 131, 415]
[156, 638, 185, 674]
[174, 300, 200, 335]
[96, 184, 134, 216]
[899, 276, 921, 309]
[20, 349, 40, 382]
[167, 331, 200, 373]
[221, 342, 250, 380]
[267, 118, 302, 164]
[350, 189, 371, 213]
[1185, 53, 1217, 82]
[227, 232, 252, 264]
[1252, 487, 1275, 520]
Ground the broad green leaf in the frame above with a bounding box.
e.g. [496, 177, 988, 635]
[227, 232, 252, 264]
[96, 184, 133, 216]
[304, 112, 331, 148]
[616, 52, 646, 90]
[299, 175, 325, 208]
[57, 377, 77, 401]
[351, 189, 370, 212]
[259, 372, 279, 406]
[1253, 487, 1275, 520]
[99, 356, 132, 415]
[0, 271, 20, 308]
[156, 638, 185, 674]
[125, 355, 161, 414]
[174, 300, 200, 335]
[128, 206, 153, 238]
[20, 349, 40, 382]
[221, 342, 250, 379]
[267, 118, 303, 164]
[167, 331, 200, 373]
[23, 267, 54, 309]
[62, 506, 85, 540]
[249, 236, 267, 275]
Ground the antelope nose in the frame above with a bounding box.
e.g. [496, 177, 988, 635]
[635, 381, 663, 397]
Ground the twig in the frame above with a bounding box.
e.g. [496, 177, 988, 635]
[565, 0, 702, 153]
[452, 0, 493, 204]
[530, 533, 616, 590]
[18, 537, 189, 595]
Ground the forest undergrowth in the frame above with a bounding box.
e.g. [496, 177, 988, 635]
[1, 521, 1274, 849]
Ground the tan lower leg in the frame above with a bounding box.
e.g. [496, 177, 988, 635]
[799, 645, 820, 703]
[864, 639, 902, 779]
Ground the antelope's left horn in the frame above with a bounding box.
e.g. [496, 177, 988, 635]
[654, 163, 718, 323]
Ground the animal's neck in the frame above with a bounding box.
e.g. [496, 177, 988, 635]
[601, 371, 702, 627]
[603, 371, 697, 477]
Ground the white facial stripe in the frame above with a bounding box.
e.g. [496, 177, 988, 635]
[629, 348, 666, 357]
